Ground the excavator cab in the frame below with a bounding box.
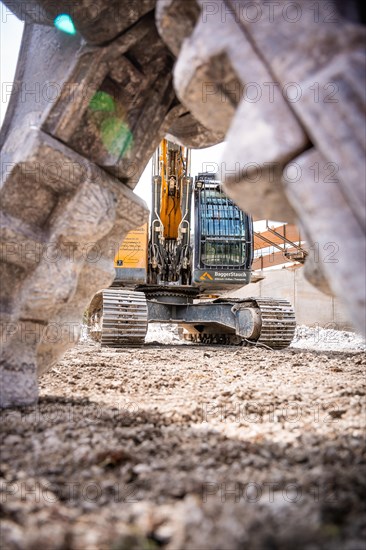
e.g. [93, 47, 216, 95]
[192, 173, 253, 290]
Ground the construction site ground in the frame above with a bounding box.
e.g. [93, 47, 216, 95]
[1, 336, 365, 550]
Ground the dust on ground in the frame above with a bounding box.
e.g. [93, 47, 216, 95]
[1, 336, 365, 550]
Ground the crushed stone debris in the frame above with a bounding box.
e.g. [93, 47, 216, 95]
[291, 325, 366, 352]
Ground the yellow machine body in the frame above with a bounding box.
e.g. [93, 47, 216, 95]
[113, 223, 148, 285]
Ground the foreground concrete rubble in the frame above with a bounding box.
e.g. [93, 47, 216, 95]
[0, 0, 365, 406]
[0, 340, 365, 548]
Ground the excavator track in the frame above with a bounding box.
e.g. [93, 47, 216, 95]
[254, 298, 296, 350]
[97, 290, 148, 347]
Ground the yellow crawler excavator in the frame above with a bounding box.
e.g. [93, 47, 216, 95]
[88, 140, 296, 348]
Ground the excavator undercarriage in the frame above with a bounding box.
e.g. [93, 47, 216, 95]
[88, 289, 296, 350]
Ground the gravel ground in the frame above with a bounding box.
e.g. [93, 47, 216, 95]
[1, 338, 365, 550]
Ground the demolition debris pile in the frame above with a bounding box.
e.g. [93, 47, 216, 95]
[291, 325, 366, 352]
